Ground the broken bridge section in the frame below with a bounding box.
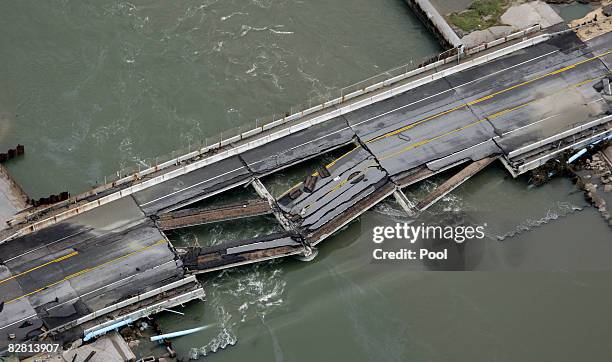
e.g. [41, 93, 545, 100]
[177, 232, 305, 274]
[156, 200, 272, 231]
[277, 146, 395, 246]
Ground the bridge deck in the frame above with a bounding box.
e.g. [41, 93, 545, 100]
[137, 32, 610, 222]
[157, 200, 272, 230]
[0, 196, 185, 350]
[0, 31, 610, 350]
[274, 32, 610, 244]
[178, 232, 304, 273]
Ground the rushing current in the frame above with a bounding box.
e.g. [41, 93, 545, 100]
[1, 0, 611, 361]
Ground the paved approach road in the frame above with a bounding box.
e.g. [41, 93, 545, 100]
[0, 196, 183, 349]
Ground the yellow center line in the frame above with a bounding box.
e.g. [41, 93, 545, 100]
[278, 144, 363, 199]
[379, 74, 606, 161]
[5, 239, 167, 305]
[0, 251, 79, 286]
[278, 49, 611, 202]
[366, 49, 612, 144]
[302, 161, 378, 211]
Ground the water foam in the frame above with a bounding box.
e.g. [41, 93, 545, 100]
[190, 262, 287, 359]
[495, 201, 583, 241]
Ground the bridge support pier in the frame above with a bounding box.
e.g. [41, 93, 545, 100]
[393, 188, 418, 217]
[293, 245, 318, 262]
[416, 156, 498, 212]
[251, 178, 295, 232]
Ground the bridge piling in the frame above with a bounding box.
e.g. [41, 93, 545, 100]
[416, 156, 499, 212]
[251, 178, 297, 233]
[393, 189, 418, 217]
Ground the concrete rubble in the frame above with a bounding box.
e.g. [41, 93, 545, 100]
[570, 0, 612, 41]
[572, 145, 612, 226]
[21, 332, 135, 362]
[501, 1, 564, 29]
[461, 1, 563, 48]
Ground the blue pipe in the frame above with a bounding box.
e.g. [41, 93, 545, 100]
[84, 318, 133, 342]
[150, 325, 209, 342]
[568, 148, 587, 164]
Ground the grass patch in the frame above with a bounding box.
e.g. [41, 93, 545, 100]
[448, 0, 510, 33]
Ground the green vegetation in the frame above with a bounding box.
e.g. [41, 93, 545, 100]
[447, 0, 510, 33]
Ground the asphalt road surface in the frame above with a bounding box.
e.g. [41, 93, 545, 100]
[0, 196, 182, 349]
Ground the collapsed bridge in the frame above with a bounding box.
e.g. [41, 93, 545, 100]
[0, 25, 610, 353]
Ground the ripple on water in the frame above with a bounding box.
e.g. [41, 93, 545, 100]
[190, 262, 286, 359]
[495, 201, 584, 241]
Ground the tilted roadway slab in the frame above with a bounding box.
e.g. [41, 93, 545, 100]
[0, 196, 183, 350]
[133, 155, 252, 215]
[132, 115, 357, 216]
[277, 31, 611, 244]
[278, 147, 387, 232]
[345, 31, 610, 182]
[278, 146, 396, 244]
[178, 232, 305, 274]
[239, 115, 356, 176]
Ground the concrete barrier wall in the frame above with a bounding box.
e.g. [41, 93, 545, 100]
[516, 128, 611, 175]
[508, 115, 612, 159]
[45, 275, 201, 336]
[81, 288, 206, 337]
[403, 0, 463, 49]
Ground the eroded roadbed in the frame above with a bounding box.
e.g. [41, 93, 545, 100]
[178, 232, 305, 273]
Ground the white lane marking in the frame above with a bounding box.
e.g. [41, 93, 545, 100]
[140, 167, 245, 206]
[352, 50, 560, 129]
[0, 313, 37, 332]
[4, 230, 88, 264]
[145, 49, 569, 203]
[254, 51, 564, 168]
[0, 260, 178, 332]
[248, 126, 351, 166]
[500, 114, 561, 137]
[45, 260, 179, 314]
[587, 98, 606, 105]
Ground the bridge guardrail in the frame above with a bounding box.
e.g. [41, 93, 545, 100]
[508, 115, 612, 159]
[3, 29, 558, 238]
[66, 26, 544, 195]
[15, 16, 607, 229]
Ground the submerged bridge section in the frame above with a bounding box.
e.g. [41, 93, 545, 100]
[156, 200, 271, 230]
[0, 27, 611, 350]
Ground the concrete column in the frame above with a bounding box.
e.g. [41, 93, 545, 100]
[251, 178, 295, 232]
[393, 188, 418, 217]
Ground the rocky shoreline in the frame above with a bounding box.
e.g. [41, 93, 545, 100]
[444, 0, 610, 47]
[571, 145, 612, 226]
